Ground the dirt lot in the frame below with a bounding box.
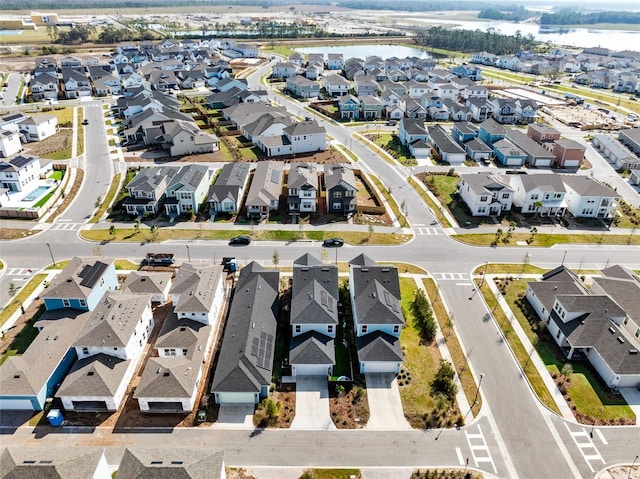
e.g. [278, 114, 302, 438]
[22, 128, 73, 158]
[329, 382, 369, 429]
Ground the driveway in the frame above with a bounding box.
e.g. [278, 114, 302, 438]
[290, 376, 335, 430]
[365, 373, 411, 430]
[212, 404, 255, 429]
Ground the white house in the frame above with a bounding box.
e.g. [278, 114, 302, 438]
[0, 155, 41, 193]
[324, 74, 350, 97]
[561, 175, 620, 219]
[509, 173, 567, 217]
[57, 292, 154, 412]
[283, 119, 326, 155]
[287, 162, 318, 214]
[207, 162, 250, 214]
[170, 263, 225, 325]
[245, 160, 284, 219]
[122, 271, 172, 304]
[164, 164, 213, 215]
[272, 62, 298, 79]
[18, 114, 58, 142]
[457, 173, 514, 216]
[398, 118, 428, 146]
[0, 129, 22, 158]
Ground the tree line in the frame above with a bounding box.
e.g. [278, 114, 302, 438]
[540, 9, 640, 25]
[338, 0, 480, 12]
[478, 6, 533, 22]
[415, 26, 536, 56]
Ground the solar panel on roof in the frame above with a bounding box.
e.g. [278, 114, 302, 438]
[327, 297, 334, 313]
[79, 262, 109, 288]
[251, 344, 258, 356]
[320, 290, 327, 307]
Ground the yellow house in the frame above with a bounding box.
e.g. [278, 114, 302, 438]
[30, 12, 59, 26]
[0, 18, 37, 30]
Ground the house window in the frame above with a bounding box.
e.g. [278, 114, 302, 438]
[345, 190, 355, 197]
[480, 196, 488, 202]
[165, 348, 176, 356]
[82, 347, 88, 355]
[328, 325, 333, 334]
[362, 325, 368, 334]
[393, 325, 400, 334]
[63, 299, 70, 307]
[332, 203, 341, 210]
[544, 194, 550, 200]
[79, 299, 87, 307]
[333, 191, 342, 198]
[478, 206, 486, 213]
[556, 330, 561, 339]
[502, 193, 510, 199]
[530, 194, 539, 200]
[554, 193, 562, 199]
[295, 325, 301, 333]
[182, 349, 188, 355]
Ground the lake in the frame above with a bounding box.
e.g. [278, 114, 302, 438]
[411, 17, 640, 51]
[294, 44, 432, 59]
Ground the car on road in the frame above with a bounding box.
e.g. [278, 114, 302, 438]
[229, 235, 251, 245]
[82, 118, 89, 125]
[322, 238, 344, 247]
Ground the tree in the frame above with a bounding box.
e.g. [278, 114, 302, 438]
[411, 288, 437, 343]
[431, 360, 458, 400]
[8, 282, 17, 297]
[95, 196, 102, 208]
[133, 219, 141, 234]
[264, 398, 280, 421]
[109, 225, 116, 238]
[272, 249, 280, 268]
[368, 221, 374, 239]
[150, 224, 159, 241]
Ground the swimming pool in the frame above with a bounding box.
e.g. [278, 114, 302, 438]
[22, 185, 51, 202]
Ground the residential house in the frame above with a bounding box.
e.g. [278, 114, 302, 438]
[349, 255, 404, 374]
[93, 75, 122, 96]
[0, 447, 110, 478]
[527, 123, 561, 143]
[282, 119, 326, 155]
[122, 271, 172, 304]
[592, 135, 640, 170]
[505, 129, 556, 167]
[405, 80, 430, 99]
[464, 138, 494, 162]
[457, 173, 514, 216]
[272, 62, 298, 79]
[515, 99, 538, 124]
[477, 118, 506, 145]
[245, 160, 284, 219]
[207, 162, 250, 214]
[360, 95, 382, 120]
[288, 52, 305, 66]
[492, 139, 527, 167]
[562, 175, 620, 219]
[57, 292, 154, 412]
[398, 118, 428, 147]
[234, 43, 258, 58]
[18, 114, 58, 142]
[354, 76, 379, 97]
[170, 263, 225, 325]
[324, 163, 357, 215]
[444, 99, 472, 122]
[491, 98, 518, 124]
[164, 164, 213, 215]
[510, 173, 567, 216]
[30, 73, 59, 101]
[62, 67, 91, 99]
[305, 62, 323, 80]
[452, 64, 482, 81]
[60, 55, 82, 67]
[401, 96, 427, 120]
[0, 155, 40, 192]
[385, 105, 404, 121]
[525, 265, 640, 389]
[149, 70, 179, 91]
[161, 119, 219, 157]
[0, 129, 22, 158]
[289, 254, 338, 377]
[452, 122, 478, 145]
[339, 94, 360, 120]
[43, 257, 118, 312]
[467, 97, 494, 122]
[327, 53, 344, 70]
[117, 448, 225, 479]
[324, 74, 350, 97]
[286, 75, 320, 98]
[552, 139, 586, 169]
[287, 162, 319, 214]
[618, 128, 640, 156]
[211, 262, 279, 404]
[426, 124, 466, 165]
[124, 166, 177, 215]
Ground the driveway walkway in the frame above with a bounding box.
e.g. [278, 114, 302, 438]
[365, 373, 411, 430]
[212, 404, 255, 429]
[290, 376, 335, 430]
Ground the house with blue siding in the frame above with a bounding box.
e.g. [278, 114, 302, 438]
[349, 254, 404, 374]
[452, 121, 478, 145]
[43, 257, 118, 312]
[477, 118, 506, 145]
[338, 94, 360, 120]
[492, 139, 527, 166]
[0, 314, 86, 410]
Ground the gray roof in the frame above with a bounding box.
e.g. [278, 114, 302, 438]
[460, 173, 513, 196]
[492, 139, 525, 158]
[324, 163, 356, 191]
[127, 166, 177, 194]
[505, 129, 556, 160]
[246, 161, 284, 208]
[400, 118, 426, 135]
[554, 139, 585, 151]
[592, 269, 640, 325]
[560, 175, 620, 199]
[56, 353, 131, 399]
[116, 447, 224, 479]
[207, 162, 250, 204]
[350, 260, 404, 326]
[43, 257, 115, 302]
[290, 331, 335, 366]
[283, 119, 325, 137]
[293, 253, 322, 267]
[527, 279, 587, 313]
[170, 263, 224, 314]
[356, 331, 403, 363]
[210, 262, 279, 394]
[519, 173, 566, 193]
[454, 121, 478, 136]
[287, 162, 318, 190]
[168, 165, 211, 193]
[74, 292, 151, 348]
[135, 314, 211, 400]
[291, 255, 338, 326]
[122, 271, 172, 296]
[243, 112, 293, 138]
[427, 124, 466, 155]
[0, 313, 88, 398]
[1, 446, 106, 479]
[464, 138, 493, 152]
[479, 118, 505, 135]
[223, 103, 288, 129]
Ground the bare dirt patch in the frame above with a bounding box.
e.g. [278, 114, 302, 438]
[329, 383, 369, 429]
[0, 228, 37, 240]
[22, 129, 73, 158]
[253, 389, 296, 428]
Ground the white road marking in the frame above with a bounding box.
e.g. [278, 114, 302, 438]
[564, 423, 605, 473]
[456, 282, 473, 286]
[5, 268, 35, 276]
[52, 222, 82, 231]
[455, 447, 465, 466]
[594, 428, 608, 445]
[433, 272, 468, 280]
[415, 227, 442, 235]
[465, 425, 497, 474]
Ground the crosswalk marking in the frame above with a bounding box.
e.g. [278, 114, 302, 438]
[465, 425, 497, 474]
[415, 227, 442, 235]
[5, 268, 36, 276]
[52, 222, 82, 231]
[455, 447, 465, 466]
[564, 423, 605, 473]
[432, 272, 468, 281]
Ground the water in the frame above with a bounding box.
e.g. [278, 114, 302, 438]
[294, 44, 432, 60]
[411, 17, 640, 51]
[22, 185, 51, 202]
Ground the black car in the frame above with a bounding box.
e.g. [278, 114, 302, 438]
[322, 238, 344, 247]
[229, 235, 251, 245]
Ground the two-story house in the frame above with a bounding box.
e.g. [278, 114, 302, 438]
[287, 162, 319, 214]
[286, 75, 320, 99]
[467, 97, 494, 122]
[457, 173, 514, 216]
[30, 73, 59, 101]
[122, 271, 172, 304]
[510, 173, 567, 217]
[527, 123, 561, 144]
[124, 166, 177, 215]
[207, 162, 250, 214]
[552, 139, 585, 169]
[426, 124, 467, 165]
[245, 160, 284, 219]
[164, 164, 213, 216]
[477, 118, 506, 145]
[561, 175, 620, 219]
[491, 98, 518, 124]
[272, 62, 298, 79]
[289, 254, 338, 377]
[0, 155, 40, 193]
[324, 163, 357, 215]
[349, 254, 404, 374]
[505, 129, 556, 167]
[0, 129, 22, 158]
[398, 118, 428, 146]
[339, 94, 360, 120]
[62, 67, 91, 99]
[354, 77, 379, 97]
[283, 119, 326, 155]
[360, 95, 382, 120]
[18, 114, 58, 142]
[324, 74, 350, 97]
[43, 257, 118, 312]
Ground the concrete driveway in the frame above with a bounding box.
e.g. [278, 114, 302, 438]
[212, 404, 255, 429]
[365, 373, 411, 430]
[290, 376, 336, 430]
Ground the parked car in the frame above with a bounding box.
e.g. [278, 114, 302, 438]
[229, 235, 251, 245]
[322, 238, 344, 247]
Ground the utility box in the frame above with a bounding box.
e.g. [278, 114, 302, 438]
[46, 409, 64, 427]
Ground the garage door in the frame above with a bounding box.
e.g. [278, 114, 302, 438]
[148, 402, 184, 412]
[362, 361, 399, 374]
[294, 364, 330, 376]
[72, 401, 108, 411]
[215, 392, 256, 404]
[0, 398, 34, 410]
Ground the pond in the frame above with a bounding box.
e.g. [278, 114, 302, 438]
[294, 44, 432, 60]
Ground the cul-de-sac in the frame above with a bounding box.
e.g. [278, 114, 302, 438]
[1, 2, 639, 478]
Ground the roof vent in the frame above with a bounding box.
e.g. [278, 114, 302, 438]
[617, 336, 625, 344]
[163, 371, 170, 377]
[630, 349, 638, 355]
[608, 326, 616, 334]
[180, 327, 186, 331]
[87, 371, 94, 376]
[13, 374, 20, 379]
[140, 278, 146, 282]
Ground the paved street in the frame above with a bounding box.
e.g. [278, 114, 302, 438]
[0, 58, 639, 478]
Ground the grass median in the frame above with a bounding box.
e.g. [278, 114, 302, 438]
[454, 232, 640, 247]
[89, 173, 121, 224]
[0, 274, 47, 328]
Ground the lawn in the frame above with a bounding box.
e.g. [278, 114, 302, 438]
[366, 132, 417, 166]
[33, 188, 57, 208]
[301, 470, 362, 479]
[46, 260, 70, 270]
[408, 177, 452, 228]
[90, 173, 122, 223]
[115, 259, 140, 270]
[77, 108, 84, 156]
[261, 45, 296, 57]
[454, 232, 640, 247]
[368, 174, 408, 227]
[474, 263, 549, 275]
[420, 174, 489, 227]
[48, 170, 63, 181]
[0, 274, 48, 328]
[47, 107, 75, 127]
[0, 228, 35, 240]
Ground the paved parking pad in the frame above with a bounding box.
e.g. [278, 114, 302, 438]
[212, 404, 255, 429]
[290, 376, 335, 430]
[365, 373, 411, 430]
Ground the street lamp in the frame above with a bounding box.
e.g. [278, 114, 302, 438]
[629, 455, 638, 479]
[479, 261, 488, 288]
[561, 249, 567, 266]
[186, 244, 191, 263]
[46, 242, 56, 267]
[473, 373, 484, 407]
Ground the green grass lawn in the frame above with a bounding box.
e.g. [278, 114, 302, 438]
[90, 173, 122, 223]
[454, 232, 640, 247]
[46, 259, 70, 270]
[47, 108, 75, 127]
[48, 170, 63, 181]
[408, 177, 452, 228]
[33, 188, 57, 208]
[261, 45, 296, 57]
[420, 174, 490, 227]
[368, 174, 408, 227]
[0, 274, 48, 328]
[300, 470, 362, 479]
[475, 264, 549, 275]
[366, 132, 417, 166]
[114, 259, 140, 270]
